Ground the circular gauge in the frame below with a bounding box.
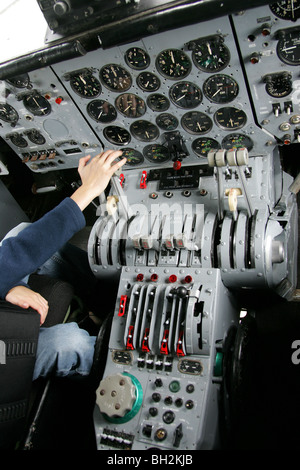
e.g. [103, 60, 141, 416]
[144, 144, 170, 163]
[156, 113, 179, 131]
[270, 1, 300, 21]
[87, 99, 117, 123]
[222, 133, 253, 151]
[125, 47, 150, 70]
[192, 39, 230, 72]
[264, 73, 292, 97]
[214, 107, 247, 130]
[26, 129, 46, 145]
[137, 71, 161, 92]
[192, 137, 220, 157]
[6, 73, 30, 88]
[9, 133, 28, 148]
[147, 94, 170, 112]
[23, 93, 51, 116]
[0, 103, 19, 123]
[115, 93, 146, 118]
[181, 111, 213, 135]
[130, 120, 159, 142]
[169, 81, 202, 109]
[121, 148, 144, 166]
[156, 49, 192, 80]
[100, 64, 132, 92]
[277, 30, 300, 65]
[103, 125, 131, 145]
[70, 73, 101, 98]
[203, 74, 239, 104]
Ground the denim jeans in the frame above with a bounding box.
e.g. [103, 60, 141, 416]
[33, 323, 96, 380]
[33, 244, 100, 380]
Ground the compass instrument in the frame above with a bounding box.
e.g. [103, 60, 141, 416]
[100, 64, 132, 92]
[156, 49, 192, 80]
[169, 81, 202, 108]
[87, 99, 117, 123]
[270, 1, 300, 21]
[203, 74, 239, 104]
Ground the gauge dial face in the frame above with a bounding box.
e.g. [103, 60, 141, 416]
[192, 137, 220, 157]
[0, 102, 19, 123]
[181, 111, 213, 135]
[130, 120, 159, 141]
[87, 99, 117, 123]
[125, 47, 150, 70]
[144, 144, 170, 163]
[70, 73, 101, 98]
[270, 1, 300, 21]
[26, 129, 46, 145]
[121, 148, 144, 166]
[115, 93, 146, 118]
[156, 49, 192, 80]
[23, 93, 51, 116]
[156, 113, 179, 131]
[221, 133, 253, 151]
[203, 74, 239, 104]
[103, 125, 131, 145]
[169, 81, 202, 108]
[10, 134, 28, 147]
[265, 73, 292, 97]
[100, 64, 132, 92]
[137, 71, 161, 92]
[277, 30, 300, 65]
[192, 39, 230, 72]
[147, 93, 170, 112]
[214, 107, 247, 130]
[6, 73, 30, 88]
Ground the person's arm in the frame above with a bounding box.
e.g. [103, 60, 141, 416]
[1, 150, 126, 304]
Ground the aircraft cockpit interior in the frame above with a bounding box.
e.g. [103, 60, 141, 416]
[0, 0, 299, 451]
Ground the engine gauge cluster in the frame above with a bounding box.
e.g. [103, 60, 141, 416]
[2, 6, 299, 173]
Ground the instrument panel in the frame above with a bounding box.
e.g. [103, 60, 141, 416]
[0, 3, 298, 173]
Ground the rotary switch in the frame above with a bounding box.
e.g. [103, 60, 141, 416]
[96, 373, 142, 421]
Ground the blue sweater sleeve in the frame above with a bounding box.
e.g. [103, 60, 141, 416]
[0, 197, 85, 299]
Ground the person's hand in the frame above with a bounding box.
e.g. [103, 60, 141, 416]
[71, 149, 126, 211]
[5, 285, 49, 325]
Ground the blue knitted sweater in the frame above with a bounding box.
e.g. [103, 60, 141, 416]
[0, 197, 85, 299]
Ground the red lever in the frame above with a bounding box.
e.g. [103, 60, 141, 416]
[176, 330, 185, 356]
[119, 173, 125, 188]
[140, 171, 147, 189]
[118, 295, 127, 316]
[160, 329, 169, 355]
[126, 325, 134, 350]
[142, 327, 150, 352]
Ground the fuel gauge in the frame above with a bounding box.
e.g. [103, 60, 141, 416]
[121, 148, 144, 166]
